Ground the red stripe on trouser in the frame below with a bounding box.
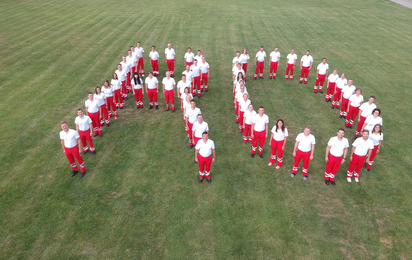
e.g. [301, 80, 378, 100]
[292, 149, 310, 175]
[64, 146, 86, 173]
[134, 89, 143, 107]
[198, 155, 212, 179]
[201, 73, 208, 88]
[194, 137, 201, 146]
[193, 76, 201, 96]
[300, 66, 310, 82]
[345, 106, 359, 126]
[242, 63, 248, 74]
[347, 154, 366, 178]
[243, 123, 252, 142]
[340, 98, 349, 116]
[114, 89, 123, 107]
[99, 105, 109, 125]
[270, 62, 278, 77]
[270, 139, 285, 167]
[367, 145, 379, 169]
[332, 88, 342, 107]
[106, 96, 117, 116]
[188, 123, 194, 145]
[326, 82, 335, 100]
[355, 116, 366, 137]
[166, 59, 174, 76]
[121, 80, 127, 98]
[254, 62, 264, 78]
[79, 129, 95, 152]
[164, 90, 175, 109]
[238, 111, 244, 130]
[138, 59, 144, 75]
[235, 102, 239, 121]
[324, 154, 342, 181]
[285, 64, 295, 79]
[126, 73, 131, 88]
[315, 74, 326, 87]
[147, 89, 158, 106]
[88, 112, 102, 135]
[151, 60, 159, 75]
[252, 130, 265, 154]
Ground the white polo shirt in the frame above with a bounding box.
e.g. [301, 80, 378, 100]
[94, 93, 106, 107]
[269, 51, 281, 62]
[194, 55, 203, 63]
[190, 64, 201, 77]
[185, 107, 201, 124]
[271, 127, 289, 141]
[301, 55, 313, 67]
[342, 85, 356, 99]
[115, 69, 127, 82]
[136, 47, 144, 58]
[132, 78, 143, 90]
[75, 116, 92, 131]
[328, 73, 339, 83]
[120, 60, 131, 73]
[132, 50, 139, 61]
[364, 115, 383, 131]
[336, 78, 347, 90]
[192, 121, 209, 138]
[232, 56, 241, 64]
[85, 99, 99, 113]
[199, 61, 209, 74]
[162, 77, 176, 91]
[236, 91, 248, 102]
[352, 138, 374, 156]
[296, 133, 316, 152]
[184, 52, 194, 62]
[165, 48, 175, 59]
[111, 79, 121, 90]
[239, 54, 250, 64]
[60, 129, 80, 148]
[317, 63, 329, 75]
[252, 114, 269, 132]
[239, 99, 251, 112]
[195, 139, 215, 157]
[182, 70, 193, 83]
[349, 94, 364, 107]
[244, 110, 257, 124]
[145, 77, 158, 90]
[177, 80, 191, 94]
[149, 51, 159, 61]
[327, 136, 349, 157]
[359, 102, 377, 117]
[287, 53, 297, 64]
[126, 56, 135, 69]
[255, 51, 266, 62]
[369, 132, 383, 146]
[102, 86, 114, 97]
[234, 82, 247, 94]
[233, 67, 245, 77]
[180, 92, 193, 101]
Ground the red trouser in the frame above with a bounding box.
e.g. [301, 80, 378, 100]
[340, 98, 349, 117]
[367, 145, 379, 169]
[147, 89, 158, 106]
[326, 82, 336, 101]
[79, 129, 95, 152]
[164, 90, 175, 110]
[134, 88, 143, 108]
[269, 139, 285, 167]
[235, 101, 239, 121]
[243, 123, 252, 143]
[332, 88, 342, 108]
[99, 105, 109, 126]
[314, 74, 326, 92]
[88, 112, 102, 135]
[242, 63, 248, 75]
[151, 60, 159, 76]
[121, 80, 127, 98]
[252, 130, 266, 155]
[355, 116, 367, 137]
[138, 59, 145, 75]
[238, 111, 244, 131]
[185, 61, 193, 67]
[292, 149, 310, 176]
[254, 62, 264, 78]
[106, 96, 117, 117]
[126, 73, 131, 88]
[198, 155, 212, 179]
[324, 154, 342, 181]
[114, 89, 123, 108]
[347, 154, 366, 178]
[201, 73, 208, 90]
[300, 66, 310, 83]
[345, 106, 359, 127]
[193, 76, 201, 96]
[285, 64, 295, 79]
[166, 59, 175, 77]
[188, 122, 194, 145]
[64, 146, 86, 173]
[269, 61, 278, 78]
[194, 137, 201, 146]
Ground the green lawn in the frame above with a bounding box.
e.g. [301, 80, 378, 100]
[1, 0, 412, 259]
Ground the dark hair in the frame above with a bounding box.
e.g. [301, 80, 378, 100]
[372, 108, 381, 116]
[112, 73, 118, 80]
[237, 73, 244, 81]
[275, 119, 285, 132]
[259, 106, 264, 109]
[95, 86, 101, 94]
[370, 95, 375, 99]
[77, 109, 83, 112]
[88, 92, 93, 95]
[338, 128, 345, 132]
[188, 47, 191, 50]
[133, 72, 141, 85]
[362, 129, 369, 134]
[190, 99, 196, 103]
[152, 45, 155, 48]
[104, 79, 110, 88]
[372, 124, 382, 135]
[202, 131, 208, 136]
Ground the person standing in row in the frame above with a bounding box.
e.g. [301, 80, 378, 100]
[339, 79, 355, 118]
[237, 93, 251, 133]
[360, 108, 382, 134]
[190, 59, 202, 97]
[184, 47, 194, 67]
[149, 46, 160, 76]
[182, 65, 193, 94]
[240, 48, 250, 77]
[111, 73, 123, 109]
[324, 128, 349, 185]
[136, 42, 145, 76]
[130, 46, 139, 73]
[268, 119, 288, 169]
[325, 68, 339, 102]
[180, 87, 192, 113]
[235, 85, 248, 123]
[285, 49, 297, 81]
[75, 109, 95, 155]
[291, 126, 316, 180]
[199, 56, 210, 92]
[131, 72, 144, 109]
[94, 87, 109, 127]
[145, 72, 159, 110]
[251, 106, 269, 158]
[162, 71, 176, 112]
[102, 79, 117, 119]
[126, 50, 136, 93]
[194, 50, 203, 65]
[232, 51, 241, 68]
[85, 92, 102, 137]
[345, 88, 364, 128]
[60, 121, 86, 177]
[232, 62, 245, 82]
[332, 73, 347, 109]
[346, 130, 374, 183]
[195, 132, 216, 183]
[185, 99, 202, 148]
[243, 104, 256, 144]
[192, 114, 209, 147]
[314, 58, 329, 93]
[254, 46, 266, 80]
[120, 55, 133, 94]
[177, 75, 191, 110]
[269, 47, 281, 79]
[354, 96, 376, 138]
[299, 50, 313, 84]
[366, 124, 383, 171]
[165, 43, 176, 77]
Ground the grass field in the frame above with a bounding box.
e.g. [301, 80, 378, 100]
[1, 0, 412, 259]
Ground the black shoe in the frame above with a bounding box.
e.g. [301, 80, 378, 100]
[172, 110, 175, 112]
[260, 77, 264, 79]
[325, 180, 330, 185]
[190, 145, 194, 149]
[236, 121, 239, 124]
[198, 95, 201, 98]
[205, 90, 208, 92]
[274, 77, 276, 80]
[106, 124, 109, 127]
[349, 126, 352, 129]
[91, 151, 96, 155]
[299, 81, 302, 84]
[93, 134, 98, 137]
[251, 154, 255, 158]
[332, 107, 334, 109]
[254, 78, 257, 80]
[165, 109, 169, 111]
[199, 178, 204, 183]
[259, 154, 263, 159]
[70, 170, 78, 177]
[304, 82, 307, 84]
[81, 150, 89, 155]
[148, 106, 153, 110]
[339, 116, 343, 118]
[120, 107, 123, 109]
[156, 106, 159, 110]
[137, 107, 139, 110]
[315, 92, 318, 94]
[331, 181, 336, 186]
[194, 160, 197, 164]
[80, 171, 86, 178]
[345, 126, 349, 128]
[207, 178, 212, 183]
[366, 168, 370, 172]
[320, 91, 323, 93]
[201, 89, 203, 92]
[99, 134, 103, 137]
[353, 136, 357, 140]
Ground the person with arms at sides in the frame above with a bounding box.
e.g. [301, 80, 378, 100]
[268, 119, 288, 169]
[192, 114, 209, 148]
[195, 132, 216, 183]
[194, 50, 203, 66]
[182, 65, 193, 94]
[190, 59, 202, 97]
[285, 49, 297, 81]
[251, 106, 269, 158]
[136, 42, 145, 76]
[75, 109, 95, 155]
[232, 62, 245, 82]
[60, 121, 86, 178]
[115, 63, 128, 101]
[353, 96, 376, 139]
[126, 50, 136, 93]
[94, 86, 109, 127]
[237, 93, 251, 133]
[240, 48, 250, 78]
[243, 104, 256, 144]
[366, 124, 383, 171]
[360, 108, 382, 134]
[85, 92, 102, 137]
[269, 47, 281, 79]
[162, 71, 176, 112]
[184, 47, 194, 67]
[180, 87, 193, 113]
[232, 51, 241, 69]
[111, 73, 122, 110]
[339, 79, 355, 118]
[314, 58, 329, 93]
[149, 46, 160, 77]
[324, 128, 349, 185]
[332, 73, 347, 109]
[291, 126, 316, 180]
[345, 88, 364, 128]
[183, 95, 193, 132]
[145, 72, 159, 110]
[199, 56, 210, 92]
[102, 79, 117, 119]
[299, 50, 313, 84]
[131, 72, 144, 109]
[234, 85, 248, 124]
[325, 68, 339, 102]
[177, 75, 192, 111]
[120, 55, 133, 95]
[254, 46, 267, 80]
[346, 130, 374, 183]
[165, 43, 176, 77]
[185, 99, 201, 148]
[130, 46, 139, 73]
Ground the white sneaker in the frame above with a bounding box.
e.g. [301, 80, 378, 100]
[268, 162, 272, 166]
[114, 117, 118, 119]
[303, 176, 308, 181]
[275, 166, 280, 169]
[347, 177, 352, 183]
[355, 177, 359, 183]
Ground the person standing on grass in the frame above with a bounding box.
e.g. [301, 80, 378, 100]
[165, 43, 176, 77]
[366, 124, 383, 172]
[232, 51, 241, 68]
[353, 96, 376, 139]
[324, 128, 349, 186]
[94, 87, 109, 127]
[291, 126, 316, 180]
[254, 46, 267, 80]
[269, 47, 281, 79]
[194, 50, 203, 66]
[243, 104, 256, 144]
[240, 48, 250, 78]
[299, 50, 313, 84]
[126, 50, 136, 93]
[111, 73, 123, 109]
[162, 71, 176, 112]
[190, 59, 202, 97]
[85, 92, 102, 137]
[60, 121, 86, 178]
[346, 130, 374, 183]
[130, 46, 139, 73]
[184, 47, 195, 67]
[115, 64, 128, 101]
[345, 88, 364, 128]
[235, 85, 248, 124]
[102, 79, 118, 119]
[136, 42, 145, 76]
[199, 56, 210, 92]
[251, 106, 269, 158]
[131, 72, 144, 109]
[195, 132, 216, 183]
[314, 58, 329, 93]
[325, 68, 339, 102]
[339, 79, 355, 118]
[120, 55, 133, 95]
[185, 99, 202, 148]
[145, 72, 159, 110]
[149, 46, 160, 77]
[192, 114, 209, 147]
[182, 65, 194, 94]
[268, 119, 288, 169]
[360, 108, 382, 134]
[332, 73, 347, 109]
[237, 93, 251, 133]
[75, 109, 95, 155]
[233, 62, 245, 82]
[285, 49, 297, 81]
[177, 75, 192, 111]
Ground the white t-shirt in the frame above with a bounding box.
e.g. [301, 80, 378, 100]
[194, 55, 203, 63]
[195, 139, 215, 157]
[184, 52, 194, 62]
[255, 51, 266, 62]
[165, 48, 175, 59]
[364, 116, 383, 131]
[149, 51, 159, 61]
[102, 86, 114, 97]
[192, 121, 209, 138]
[352, 138, 374, 156]
[199, 62, 209, 74]
[271, 127, 289, 141]
[132, 78, 143, 90]
[244, 110, 257, 124]
[126, 56, 135, 69]
[336, 78, 347, 90]
[359, 102, 377, 117]
[162, 77, 176, 91]
[145, 77, 159, 90]
[349, 94, 364, 107]
[115, 69, 127, 82]
[60, 129, 79, 148]
[232, 56, 241, 64]
[75, 115, 92, 131]
[269, 51, 281, 62]
[369, 132, 383, 146]
[236, 91, 248, 102]
[239, 54, 250, 64]
[342, 85, 356, 99]
[94, 93, 106, 107]
[239, 99, 251, 112]
[111, 79, 121, 90]
[233, 67, 245, 77]
[177, 80, 191, 94]
[132, 50, 139, 61]
[234, 83, 247, 94]
[296, 133, 316, 152]
[120, 60, 131, 73]
[317, 63, 329, 75]
[182, 70, 193, 83]
[180, 92, 193, 101]
[328, 73, 339, 83]
[287, 53, 298, 64]
[252, 114, 269, 132]
[301, 55, 313, 67]
[190, 64, 201, 77]
[327, 136, 349, 157]
[85, 99, 99, 113]
[136, 47, 144, 58]
[185, 107, 201, 124]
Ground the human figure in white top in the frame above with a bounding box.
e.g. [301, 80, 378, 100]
[269, 47, 281, 79]
[325, 68, 339, 102]
[268, 119, 288, 169]
[354, 96, 376, 138]
[131, 72, 144, 109]
[332, 73, 347, 109]
[339, 79, 355, 118]
[240, 48, 250, 78]
[195, 132, 216, 183]
[194, 50, 203, 66]
[136, 42, 145, 76]
[285, 49, 297, 80]
[165, 43, 176, 77]
[199, 56, 210, 92]
[192, 114, 209, 147]
[102, 79, 118, 119]
[291, 126, 316, 180]
[345, 88, 364, 128]
[232, 51, 241, 68]
[237, 93, 251, 133]
[85, 92, 102, 137]
[324, 128, 349, 186]
[190, 59, 202, 97]
[145, 72, 159, 110]
[149, 46, 160, 76]
[60, 121, 86, 177]
[347, 130, 374, 182]
[366, 124, 383, 171]
[360, 108, 382, 135]
[251, 106, 269, 158]
[184, 47, 195, 67]
[254, 46, 267, 79]
[75, 109, 95, 155]
[314, 58, 329, 93]
[185, 99, 201, 148]
[299, 50, 313, 84]
[243, 104, 256, 144]
[162, 71, 176, 112]
[94, 87, 109, 127]
[130, 46, 139, 74]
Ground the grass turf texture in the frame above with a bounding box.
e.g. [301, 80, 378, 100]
[1, 0, 412, 258]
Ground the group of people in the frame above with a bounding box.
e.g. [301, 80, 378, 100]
[232, 47, 384, 185]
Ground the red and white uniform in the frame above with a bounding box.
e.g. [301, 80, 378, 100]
[192, 121, 209, 146]
[136, 46, 145, 76]
[239, 53, 250, 74]
[285, 52, 298, 80]
[111, 78, 123, 108]
[340, 84, 356, 117]
[243, 109, 256, 143]
[355, 103, 377, 136]
[102, 86, 117, 118]
[165, 47, 176, 77]
[347, 138, 374, 179]
[194, 55, 203, 63]
[85, 98, 102, 135]
[251, 113, 269, 155]
[269, 127, 288, 167]
[177, 80, 191, 97]
[182, 70, 193, 86]
[254, 51, 266, 79]
[94, 92, 109, 126]
[115, 69, 128, 99]
[324, 136, 349, 182]
[300, 55, 313, 83]
[345, 94, 364, 127]
[121, 59, 133, 91]
[325, 73, 339, 101]
[60, 129, 85, 173]
[184, 52, 195, 66]
[149, 51, 159, 76]
[364, 115, 383, 132]
[132, 78, 144, 108]
[196, 139, 215, 179]
[233, 66, 245, 78]
[126, 55, 135, 81]
[332, 77, 347, 108]
[314, 62, 329, 92]
[367, 132, 383, 170]
[237, 98, 251, 131]
[162, 77, 176, 110]
[235, 90, 248, 122]
[269, 51, 281, 78]
[199, 61, 210, 90]
[185, 107, 201, 146]
[145, 76, 159, 107]
[75, 115, 95, 153]
[232, 56, 241, 66]
[234, 82, 247, 95]
[292, 133, 316, 176]
[190, 63, 202, 96]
